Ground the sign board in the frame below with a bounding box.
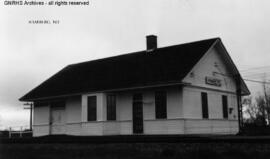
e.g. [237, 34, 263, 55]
[205, 77, 222, 87]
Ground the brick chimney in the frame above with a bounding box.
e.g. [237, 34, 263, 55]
[146, 35, 157, 51]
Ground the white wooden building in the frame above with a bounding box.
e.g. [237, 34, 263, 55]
[20, 35, 250, 137]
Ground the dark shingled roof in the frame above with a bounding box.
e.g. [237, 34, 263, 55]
[20, 38, 220, 101]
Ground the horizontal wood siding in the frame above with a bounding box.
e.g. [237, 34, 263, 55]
[119, 121, 132, 135]
[144, 119, 185, 134]
[33, 125, 50, 137]
[66, 123, 81, 136]
[81, 122, 103, 136]
[34, 106, 50, 126]
[33, 119, 238, 136]
[184, 119, 238, 134]
[103, 122, 120, 135]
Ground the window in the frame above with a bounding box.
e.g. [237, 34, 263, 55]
[201, 92, 209, 119]
[222, 95, 228, 118]
[87, 96, 97, 121]
[155, 91, 167, 119]
[107, 94, 116, 120]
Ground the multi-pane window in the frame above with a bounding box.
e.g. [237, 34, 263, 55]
[222, 95, 228, 119]
[107, 94, 116, 121]
[87, 96, 97, 121]
[155, 91, 167, 119]
[201, 92, 209, 119]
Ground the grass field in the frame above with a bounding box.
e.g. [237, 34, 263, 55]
[1, 142, 270, 159]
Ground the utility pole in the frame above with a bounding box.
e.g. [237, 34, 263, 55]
[263, 76, 270, 125]
[24, 103, 33, 131]
[215, 72, 243, 132]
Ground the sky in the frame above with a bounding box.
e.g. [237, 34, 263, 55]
[1, 0, 270, 129]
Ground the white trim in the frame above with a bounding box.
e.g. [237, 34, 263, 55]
[183, 83, 236, 95]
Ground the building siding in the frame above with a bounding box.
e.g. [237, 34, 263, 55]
[182, 46, 237, 92]
[66, 96, 81, 123]
[182, 87, 238, 120]
[32, 47, 240, 136]
[116, 93, 132, 121]
[181, 46, 238, 121]
[167, 87, 183, 119]
[34, 105, 50, 125]
[33, 86, 238, 136]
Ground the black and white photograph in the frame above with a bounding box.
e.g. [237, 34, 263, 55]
[1, 0, 270, 158]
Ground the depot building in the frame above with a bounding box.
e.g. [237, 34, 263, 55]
[20, 35, 250, 137]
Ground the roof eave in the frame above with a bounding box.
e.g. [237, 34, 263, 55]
[19, 81, 187, 102]
[216, 39, 251, 96]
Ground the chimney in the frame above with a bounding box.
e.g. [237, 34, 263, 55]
[146, 35, 157, 51]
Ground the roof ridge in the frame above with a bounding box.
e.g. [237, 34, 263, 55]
[69, 37, 220, 67]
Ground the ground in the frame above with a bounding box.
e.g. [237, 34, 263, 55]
[1, 139, 270, 159]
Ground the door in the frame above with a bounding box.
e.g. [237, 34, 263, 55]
[50, 104, 66, 135]
[133, 93, 143, 134]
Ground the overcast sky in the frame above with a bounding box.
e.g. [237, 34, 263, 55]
[1, 0, 270, 129]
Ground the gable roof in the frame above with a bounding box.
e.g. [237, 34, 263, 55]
[19, 37, 248, 101]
